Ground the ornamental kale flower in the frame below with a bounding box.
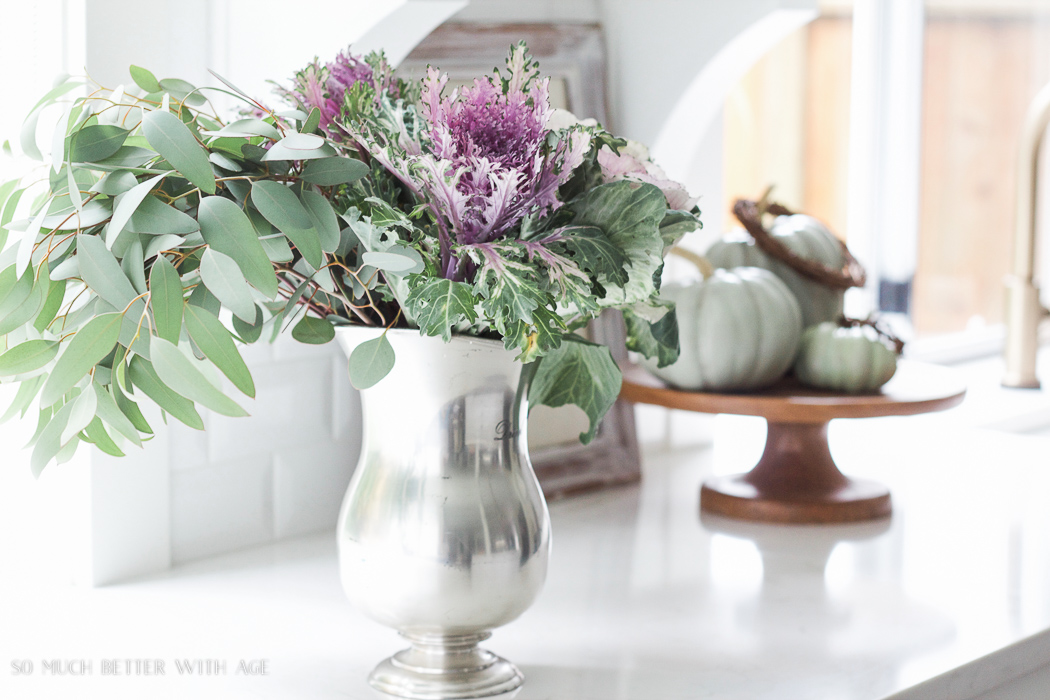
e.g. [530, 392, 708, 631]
[286, 49, 400, 139]
[349, 43, 590, 280]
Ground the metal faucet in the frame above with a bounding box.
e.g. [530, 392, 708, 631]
[1003, 81, 1050, 388]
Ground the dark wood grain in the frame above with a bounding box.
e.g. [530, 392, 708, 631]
[620, 361, 966, 523]
[620, 360, 966, 424]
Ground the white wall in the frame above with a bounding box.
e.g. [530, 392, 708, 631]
[0, 0, 820, 585]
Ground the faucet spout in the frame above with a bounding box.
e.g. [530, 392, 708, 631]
[1003, 80, 1050, 388]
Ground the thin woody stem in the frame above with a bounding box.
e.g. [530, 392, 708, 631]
[732, 198, 867, 291]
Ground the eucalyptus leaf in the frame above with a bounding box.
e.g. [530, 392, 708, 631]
[77, 234, 138, 308]
[121, 237, 147, 294]
[291, 316, 335, 345]
[117, 298, 152, 361]
[0, 340, 59, 376]
[83, 417, 124, 457]
[107, 171, 171, 246]
[51, 103, 75, 173]
[1, 186, 25, 241]
[0, 181, 17, 215]
[300, 189, 339, 253]
[93, 381, 142, 446]
[49, 257, 79, 281]
[70, 125, 129, 162]
[21, 78, 84, 161]
[158, 78, 205, 106]
[113, 380, 152, 434]
[206, 70, 261, 108]
[149, 256, 183, 343]
[208, 152, 241, 172]
[95, 146, 157, 169]
[259, 235, 293, 263]
[33, 199, 111, 231]
[151, 338, 248, 417]
[274, 133, 325, 150]
[16, 209, 46, 276]
[240, 143, 268, 163]
[40, 312, 123, 406]
[348, 333, 395, 390]
[362, 249, 423, 275]
[61, 386, 97, 446]
[127, 195, 200, 235]
[0, 269, 34, 324]
[199, 248, 256, 322]
[184, 304, 255, 397]
[141, 110, 215, 194]
[66, 167, 83, 211]
[197, 196, 278, 297]
[0, 375, 45, 424]
[301, 107, 321, 135]
[34, 278, 66, 332]
[186, 282, 221, 317]
[127, 354, 203, 429]
[207, 118, 280, 140]
[0, 275, 49, 337]
[129, 65, 161, 93]
[232, 305, 264, 343]
[143, 233, 184, 261]
[250, 181, 322, 268]
[300, 157, 370, 186]
[30, 400, 75, 477]
[91, 170, 139, 196]
[261, 141, 337, 162]
[25, 405, 54, 449]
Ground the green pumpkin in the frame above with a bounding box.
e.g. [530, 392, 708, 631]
[641, 266, 802, 391]
[706, 214, 845, 328]
[794, 322, 898, 393]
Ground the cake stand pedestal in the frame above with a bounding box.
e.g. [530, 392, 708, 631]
[620, 361, 966, 524]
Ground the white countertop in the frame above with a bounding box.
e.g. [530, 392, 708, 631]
[4, 374, 1050, 699]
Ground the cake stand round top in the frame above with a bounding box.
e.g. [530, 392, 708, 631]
[619, 360, 967, 423]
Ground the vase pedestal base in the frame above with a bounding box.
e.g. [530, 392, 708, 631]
[369, 632, 523, 699]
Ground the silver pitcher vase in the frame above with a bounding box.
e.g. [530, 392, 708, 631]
[335, 328, 551, 699]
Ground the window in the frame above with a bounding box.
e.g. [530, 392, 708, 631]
[723, 0, 1050, 351]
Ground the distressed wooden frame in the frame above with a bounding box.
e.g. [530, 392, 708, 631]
[401, 23, 641, 499]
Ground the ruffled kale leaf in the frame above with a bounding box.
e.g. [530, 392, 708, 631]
[560, 181, 667, 306]
[622, 301, 680, 368]
[526, 335, 622, 444]
[404, 277, 478, 342]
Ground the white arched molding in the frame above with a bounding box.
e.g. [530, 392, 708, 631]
[650, 7, 818, 189]
[632, 2, 817, 265]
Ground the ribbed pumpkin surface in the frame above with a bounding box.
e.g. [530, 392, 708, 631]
[794, 322, 898, 393]
[706, 214, 845, 328]
[642, 267, 802, 391]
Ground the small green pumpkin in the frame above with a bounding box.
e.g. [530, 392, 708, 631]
[706, 214, 846, 327]
[794, 321, 899, 393]
[641, 255, 802, 392]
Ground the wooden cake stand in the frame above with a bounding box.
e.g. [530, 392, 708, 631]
[620, 361, 966, 524]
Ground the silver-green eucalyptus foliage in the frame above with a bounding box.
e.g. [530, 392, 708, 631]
[0, 48, 699, 475]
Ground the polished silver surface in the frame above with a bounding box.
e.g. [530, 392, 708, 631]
[335, 328, 551, 699]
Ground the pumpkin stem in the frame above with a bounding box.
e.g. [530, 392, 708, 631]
[669, 246, 715, 279]
[838, 315, 906, 355]
[756, 184, 775, 215]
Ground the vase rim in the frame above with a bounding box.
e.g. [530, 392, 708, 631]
[334, 324, 511, 353]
